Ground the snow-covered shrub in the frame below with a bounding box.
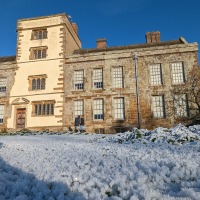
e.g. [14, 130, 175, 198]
[108, 124, 200, 145]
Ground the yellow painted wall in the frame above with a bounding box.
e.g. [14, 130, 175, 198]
[7, 14, 81, 129]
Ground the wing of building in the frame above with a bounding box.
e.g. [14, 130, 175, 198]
[0, 13, 198, 133]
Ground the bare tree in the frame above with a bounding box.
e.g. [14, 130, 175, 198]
[166, 65, 200, 124]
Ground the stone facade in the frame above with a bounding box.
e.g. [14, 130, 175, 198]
[64, 38, 198, 133]
[0, 57, 17, 132]
[0, 14, 198, 133]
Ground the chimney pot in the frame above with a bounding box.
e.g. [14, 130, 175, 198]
[71, 22, 78, 34]
[146, 32, 160, 43]
[96, 38, 107, 49]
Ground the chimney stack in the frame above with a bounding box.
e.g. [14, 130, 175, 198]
[146, 32, 160, 43]
[71, 22, 78, 34]
[96, 38, 107, 49]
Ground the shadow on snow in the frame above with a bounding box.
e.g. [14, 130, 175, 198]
[0, 142, 85, 200]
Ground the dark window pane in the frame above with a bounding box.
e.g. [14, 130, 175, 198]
[34, 105, 37, 115]
[75, 83, 84, 90]
[42, 49, 46, 58]
[46, 104, 50, 115]
[38, 104, 41, 115]
[42, 104, 45, 115]
[0, 87, 6, 93]
[43, 31, 47, 39]
[38, 50, 41, 59]
[32, 79, 36, 90]
[34, 50, 37, 59]
[37, 78, 41, 89]
[33, 31, 38, 39]
[38, 31, 42, 39]
[50, 104, 54, 115]
[94, 114, 103, 119]
[41, 78, 45, 89]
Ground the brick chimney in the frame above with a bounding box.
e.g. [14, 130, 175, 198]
[146, 32, 160, 43]
[71, 22, 78, 34]
[96, 38, 107, 49]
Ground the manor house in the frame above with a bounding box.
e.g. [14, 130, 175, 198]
[0, 13, 198, 133]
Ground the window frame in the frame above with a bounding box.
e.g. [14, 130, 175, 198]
[28, 75, 47, 91]
[174, 94, 189, 118]
[0, 77, 7, 96]
[32, 101, 55, 117]
[112, 66, 124, 88]
[171, 62, 185, 84]
[74, 70, 84, 90]
[0, 105, 4, 124]
[93, 99, 104, 120]
[30, 46, 48, 60]
[149, 64, 162, 85]
[152, 95, 165, 118]
[114, 97, 125, 120]
[31, 29, 48, 40]
[74, 100, 84, 117]
[93, 68, 103, 89]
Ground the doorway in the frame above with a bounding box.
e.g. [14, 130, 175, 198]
[16, 108, 26, 129]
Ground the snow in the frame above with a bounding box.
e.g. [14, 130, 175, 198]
[0, 125, 200, 199]
[108, 124, 200, 145]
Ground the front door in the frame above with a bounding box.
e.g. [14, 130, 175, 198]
[16, 108, 26, 129]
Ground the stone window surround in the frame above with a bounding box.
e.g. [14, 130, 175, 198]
[29, 46, 48, 60]
[28, 74, 47, 91]
[31, 29, 48, 40]
[32, 100, 55, 117]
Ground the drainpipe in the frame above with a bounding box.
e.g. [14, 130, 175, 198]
[133, 53, 141, 129]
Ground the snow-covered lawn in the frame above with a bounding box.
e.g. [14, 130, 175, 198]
[0, 125, 200, 200]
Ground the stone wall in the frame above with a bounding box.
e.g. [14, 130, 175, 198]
[0, 58, 16, 132]
[64, 41, 198, 133]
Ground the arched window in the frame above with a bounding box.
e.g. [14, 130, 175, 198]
[43, 30, 47, 39]
[42, 49, 46, 58]
[46, 104, 50, 115]
[30, 76, 46, 91]
[31, 48, 47, 60]
[37, 78, 41, 90]
[38, 50, 42, 59]
[34, 104, 38, 115]
[41, 78, 45, 90]
[32, 29, 47, 40]
[32, 79, 36, 90]
[38, 104, 42, 115]
[38, 31, 42, 39]
[33, 50, 37, 59]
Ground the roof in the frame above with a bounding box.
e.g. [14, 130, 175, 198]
[0, 56, 16, 63]
[17, 13, 69, 22]
[73, 38, 187, 55]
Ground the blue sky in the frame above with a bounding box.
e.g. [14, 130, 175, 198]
[0, 0, 200, 57]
